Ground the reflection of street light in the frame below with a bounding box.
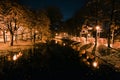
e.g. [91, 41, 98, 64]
[92, 61, 99, 68]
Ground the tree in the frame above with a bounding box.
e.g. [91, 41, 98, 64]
[64, 18, 81, 36]
[21, 8, 51, 43]
[0, 1, 9, 43]
[36, 9, 51, 42]
[76, 0, 120, 47]
[45, 6, 63, 34]
[19, 7, 37, 42]
[0, 0, 28, 46]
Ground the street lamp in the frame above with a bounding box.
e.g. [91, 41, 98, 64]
[95, 25, 100, 46]
[96, 26, 100, 38]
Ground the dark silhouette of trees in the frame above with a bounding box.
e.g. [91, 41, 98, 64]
[35, 9, 51, 42]
[45, 6, 63, 35]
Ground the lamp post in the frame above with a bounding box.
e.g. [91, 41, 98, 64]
[96, 26, 100, 37]
[95, 25, 100, 46]
[111, 22, 115, 44]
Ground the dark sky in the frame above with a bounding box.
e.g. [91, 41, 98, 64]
[19, 0, 88, 20]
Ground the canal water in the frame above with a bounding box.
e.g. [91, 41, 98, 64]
[0, 41, 120, 80]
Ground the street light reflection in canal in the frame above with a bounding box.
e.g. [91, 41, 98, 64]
[92, 61, 99, 68]
[13, 52, 23, 61]
[6, 51, 23, 61]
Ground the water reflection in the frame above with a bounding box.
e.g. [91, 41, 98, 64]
[13, 52, 23, 61]
[92, 61, 99, 68]
[6, 51, 23, 61]
[80, 54, 99, 69]
[0, 42, 119, 79]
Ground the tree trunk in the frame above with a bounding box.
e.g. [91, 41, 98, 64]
[21, 32, 24, 40]
[3, 31, 6, 43]
[33, 33, 36, 44]
[40, 32, 42, 40]
[108, 0, 115, 48]
[30, 28, 32, 42]
[108, 27, 111, 48]
[95, 30, 98, 47]
[10, 33, 14, 46]
[92, 30, 97, 56]
[86, 34, 88, 44]
[15, 31, 18, 43]
[111, 30, 114, 44]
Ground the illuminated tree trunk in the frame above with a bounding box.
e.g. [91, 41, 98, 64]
[86, 34, 88, 44]
[15, 31, 17, 43]
[92, 0, 99, 56]
[107, 26, 111, 48]
[95, 30, 97, 47]
[3, 31, 6, 43]
[30, 28, 32, 42]
[10, 33, 14, 46]
[108, 0, 115, 48]
[111, 30, 114, 44]
[33, 28, 36, 44]
[40, 32, 42, 40]
[21, 32, 24, 40]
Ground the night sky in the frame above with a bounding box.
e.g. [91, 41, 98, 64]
[19, 0, 88, 20]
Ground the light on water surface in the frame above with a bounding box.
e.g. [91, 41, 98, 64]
[12, 51, 23, 61]
[92, 61, 99, 68]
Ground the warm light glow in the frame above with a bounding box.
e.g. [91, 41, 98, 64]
[92, 61, 98, 68]
[55, 33, 58, 36]
[55, 40, 58, 44]
[88, 34, 90, 37]
[104, 44, 113, 47]
[96, 26, 100, 30]
[64, 33, 66, 35]
[63, 43, 66, 46]
[86, 56, 89, 59]
[35, 30, 38, 33]
[8, 56, 11, 61]
[88, 27, 93, 30]
[13, 51, 23, 61]
[13, 54, 17, 61]
[18, 51, 23, 57]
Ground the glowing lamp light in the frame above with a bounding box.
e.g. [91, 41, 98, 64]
[18, 51, 23, 57]
[63, 43, 65, 46]
[55, 33, 58, 36]
[92, 61, 98, 68]
[55, 40, 58, 44]
[96, 26, 100, 30]
[13, 54, 17, 61]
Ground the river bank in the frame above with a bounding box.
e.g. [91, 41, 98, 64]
[0, 40, 43, 55]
